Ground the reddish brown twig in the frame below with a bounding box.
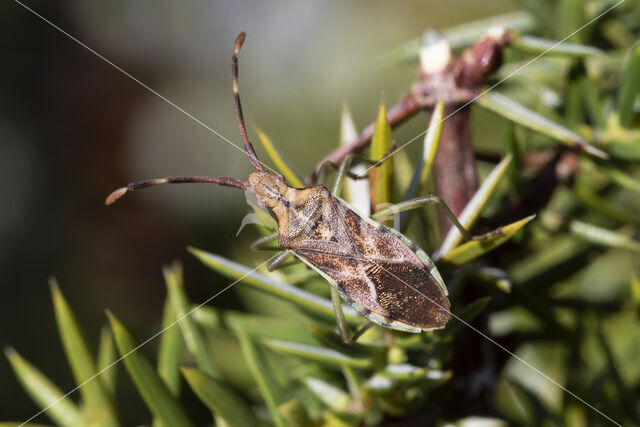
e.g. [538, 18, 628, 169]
[307, 93, 420, 185]
[309, 28, 514, 234]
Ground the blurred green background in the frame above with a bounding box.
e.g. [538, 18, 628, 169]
[0, 1, 515, 422]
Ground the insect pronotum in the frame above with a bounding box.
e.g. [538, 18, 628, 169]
[107, 32, 461, 336]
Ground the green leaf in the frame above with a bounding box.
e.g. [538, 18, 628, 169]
[473, 267, 512, 293]
[440, 215, 536, 267]
[446, 417, 508, 427]
[513, 35, 602, 57]
[0, 423, 55, 427]
[164, 263, 218, 378]
[235, 327, 286, 427]
[379, 11, 536, 64]
[321, 411, 357, 426]
[631, 276, 640, 310]
[405, 98, 444, 203]
[340, 103, 358, 146]
[50, 280, 119, 427]
[556, 0, 584, 43]
[442, 11, 536, 51]
[363, 374, 394, 393]
[582, 157, 640, 195]
[96, 326, 117, 396]
[419, 98, 444, 187]
[255, 127, 305, 188]
[308, 325, 382, 359]
[157, 294, 184, 396]
[438, 155, 513, 256]
[593, 317, 640, 423]
[304, 378, 355, 414]
[370, 99, 394, 211]
[382, 363, 451, 383]
[246, 199, 278, 232]
[443, 297, 491, 335]
[569, 220, 640, 252]
[566, 61, 589, 131]
[188, 247, 361, 323]
[573, 183, 640, 226]
[475, 92, 607, 159]
[107, 312, 193, 427]
[495, 376, 536, 425]
[504, 343, 567, 413]
[342, 365, 363, 401]
[5, 348, 81, 427]
[581, 76, 605, 129]
[503, 122, 524, 196]
[264, 339, 373, 368]
[191, 305, 223, 330]
[182, 367, 259, 426]
[588, 118, 640, 160]
[0, 422, 51, 427]
[278, 397, 314, 427]
[508, 233, 589, 284]
[223, 311, 317, 345]
[340, 104, 370, 215]
[618, 43, 640, 127]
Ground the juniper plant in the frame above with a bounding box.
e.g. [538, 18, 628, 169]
[5, 1, 640, 425]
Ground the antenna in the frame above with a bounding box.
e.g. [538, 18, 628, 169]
[105, 34, 267, 205]
[232, 32, 265, 171]
[105, 176, 248, 205]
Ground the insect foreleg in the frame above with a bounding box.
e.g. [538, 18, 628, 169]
[317, 146, 399, 187]
[316, 157, 367, 186]
[371, 195, 473, 241]
[331, 155, 354, 197]
[350, 144, 397, 166]
[266, 250, 301, 271]
[250, 231, 279, 251]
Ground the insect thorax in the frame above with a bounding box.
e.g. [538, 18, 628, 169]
[271, 186, 333, 246]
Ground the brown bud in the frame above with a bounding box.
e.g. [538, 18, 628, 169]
[454, 28, 513, 88]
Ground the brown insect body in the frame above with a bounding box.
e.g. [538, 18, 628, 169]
[271, 183, 450, 331]
[107, 33, 451, 333]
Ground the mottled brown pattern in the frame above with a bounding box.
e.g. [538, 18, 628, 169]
[272, 185, 451, 330]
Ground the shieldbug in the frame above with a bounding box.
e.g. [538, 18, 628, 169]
[107, 33, 485, 341]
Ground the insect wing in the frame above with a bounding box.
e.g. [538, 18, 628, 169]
[286, 191, 450, 332]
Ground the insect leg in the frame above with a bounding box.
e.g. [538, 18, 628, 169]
[472, 266, 511, 291]
[331, 298, 371, 344]
[349, 322, 373, 343]
[350, 141, 398, 166]
[316, 158, 368, 185]
[331, 155, 354, 197]
[250, 231, 279, 251]
[371, 195, 473, 241]
[266, 250, 301, 271]
[317, 144, 398, 185]
[308, 93, 419, 184]
[330, 287, 352, 343]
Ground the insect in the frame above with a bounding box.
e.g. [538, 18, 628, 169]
[107, 32, 482, 340]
